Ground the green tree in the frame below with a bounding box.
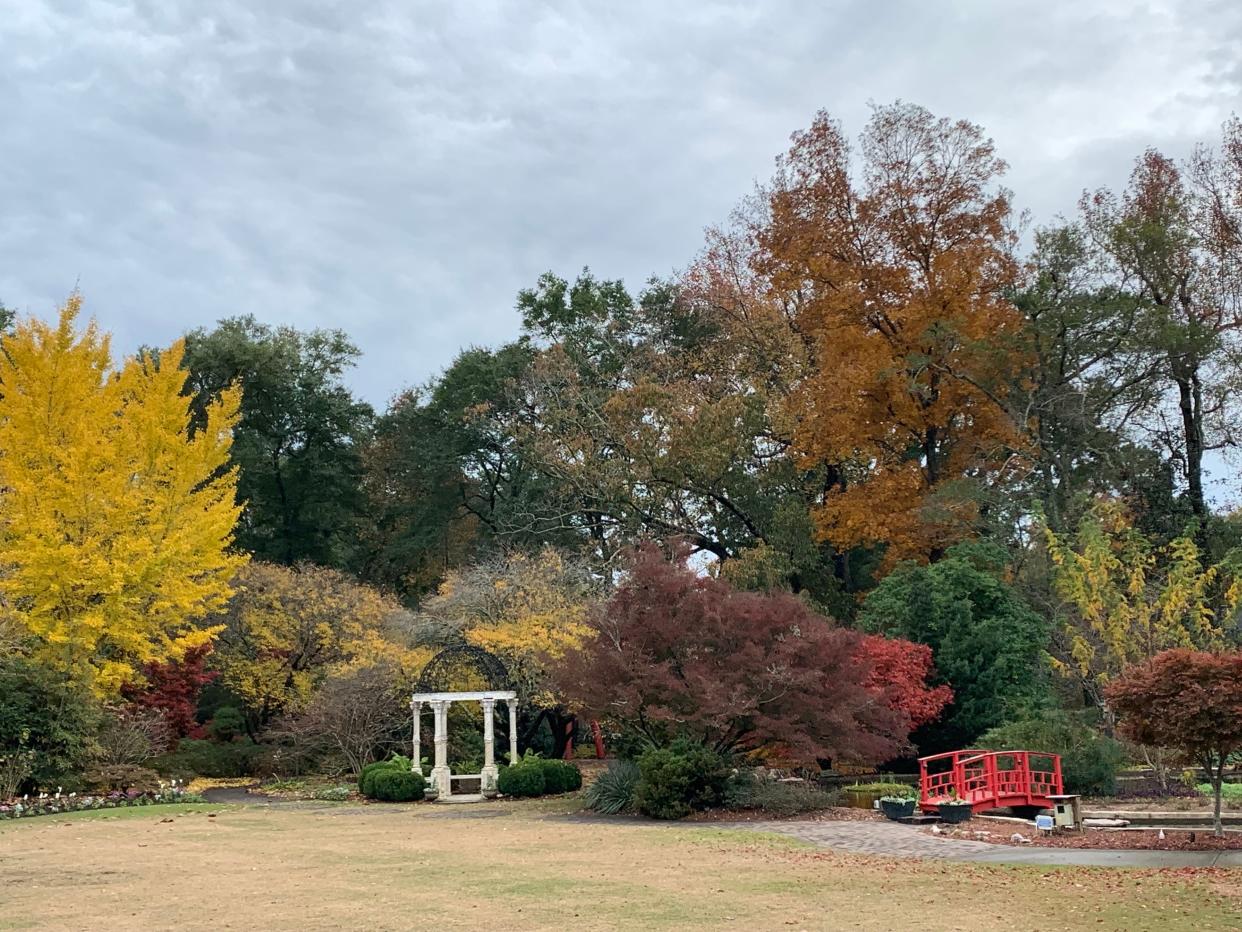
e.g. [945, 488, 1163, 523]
[859, 542, 1049, 752]
[183, 316, 373, 568]
[1008, 226, 1168, 536]
[1081, 125, 1242, 543]
[0, 655, 100, 794]
[360, 341, 568, 602]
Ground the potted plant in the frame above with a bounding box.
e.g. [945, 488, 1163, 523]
[878, 795, 917, 820]
[934, 790, 973, 824]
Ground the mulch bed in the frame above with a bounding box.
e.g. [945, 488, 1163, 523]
[927, 825, 1242, 851]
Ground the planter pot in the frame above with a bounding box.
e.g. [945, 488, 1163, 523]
[879, 799, 917, 821]
[937, 803, 973, 824]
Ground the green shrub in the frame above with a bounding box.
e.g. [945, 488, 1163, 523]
[635, 740, 731, 820]
[979, 712, 1124, 796]
[584, 760, 640, 814]
[537, 759, 583, 794]
[726, 773, 841, 815]
[150, 738, 262, 779]
[368, 768, 425, 802]
[208, 707, 246, 743]
[358, 754, 413, 796]
[497, 762, 546, 798]
[842, 781, 917, 797]
[0, 656, 99, 794]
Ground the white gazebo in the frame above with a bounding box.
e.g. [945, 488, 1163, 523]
[410, 645, 520, 800]
[410, 689, 518, 798]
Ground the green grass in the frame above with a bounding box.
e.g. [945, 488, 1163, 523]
[1197, 782, 1242, 799]
[0, 802, 231, 831]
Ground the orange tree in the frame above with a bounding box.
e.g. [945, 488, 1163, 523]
[756, 103, 1027, 564]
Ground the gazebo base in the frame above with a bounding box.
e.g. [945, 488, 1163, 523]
[434, 794, 486, 805]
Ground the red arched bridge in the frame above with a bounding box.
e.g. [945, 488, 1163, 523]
[918, 750, 1064, 813]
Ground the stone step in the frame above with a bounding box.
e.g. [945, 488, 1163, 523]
[897, 815, 940, 825]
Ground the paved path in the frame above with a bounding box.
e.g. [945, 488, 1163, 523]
[730, 817, 1242, 868]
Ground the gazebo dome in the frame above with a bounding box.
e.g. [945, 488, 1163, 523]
[416, 644, 511, 693]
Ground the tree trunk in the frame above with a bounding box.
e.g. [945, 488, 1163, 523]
[1174, 366, 1208, 539]
[1213, 764, 1224, 838]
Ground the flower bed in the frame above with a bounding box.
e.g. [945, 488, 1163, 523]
[1, 782, 203, 820]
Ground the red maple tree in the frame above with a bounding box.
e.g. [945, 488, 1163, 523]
[857, 634, 953, 731]
[122, 644, 217, 737]
[1107, 649, 1242, 836]
[554, 547, 947, 766]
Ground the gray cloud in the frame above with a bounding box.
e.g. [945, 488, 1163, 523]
[1, 0, 1239, 405]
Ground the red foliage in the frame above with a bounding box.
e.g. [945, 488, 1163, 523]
[857, 634, 953, 729]
[554, 547, 938, 766]
[1107, 649, 1242, 835]
[121, 644, 217, 737]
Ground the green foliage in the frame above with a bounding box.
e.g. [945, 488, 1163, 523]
[150, 738, 262, 779]
[183, 315, 373, 568]
[724, 773, 841, 815]
[209, 706, 246, 743]
[314, 785, 353, 801]
[583, 760, 640, 814]
[497, 761, 546, 798]
[1197, 783, 1242, 800]
[634, 740, 731, 820]
[0, 655, 100, 793]
[859, 542, 1049, 752]
[536, 759, 583, 794]
[979, 711, 1125, 796]
[367, 767, 425, 802]
[844, 782, 917, 797]
[358, 754, 413, 797]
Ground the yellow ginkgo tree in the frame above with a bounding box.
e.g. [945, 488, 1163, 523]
[0, 296, 246, 697]
[1044, 498, 1238, 718]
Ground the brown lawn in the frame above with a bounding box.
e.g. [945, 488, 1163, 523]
[1, 799, 1239, 931]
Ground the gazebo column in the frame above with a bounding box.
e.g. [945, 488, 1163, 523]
[430, 699, 452, 797]
[508, 698, 519, 766]
[411, 700, 423, 776]
[480, 697, 499, 792]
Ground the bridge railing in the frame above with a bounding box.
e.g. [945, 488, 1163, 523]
[918, 749, 1063, 812]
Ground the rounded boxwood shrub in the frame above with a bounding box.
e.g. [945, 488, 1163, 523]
[358, 754, 414, 797]
[635, 740, 731, 820]
[497, 762, 545, 798]
[538, 759, 583, 794]
[368, 768, 425, 802]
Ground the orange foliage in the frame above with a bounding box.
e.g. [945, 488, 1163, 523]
[756, 103, 1027, 562]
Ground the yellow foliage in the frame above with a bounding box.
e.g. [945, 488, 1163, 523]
[211, 562, 419, 722]
[1044, 499, 1233, 706]
[0, 297, 245, 697]
[421, 547, 598, 707]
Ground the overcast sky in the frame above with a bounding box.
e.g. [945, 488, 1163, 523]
[2, 0, 1240, 408]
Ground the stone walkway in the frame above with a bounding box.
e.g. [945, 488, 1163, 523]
[731, 817, 1242, 868]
